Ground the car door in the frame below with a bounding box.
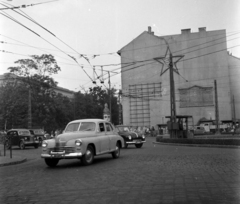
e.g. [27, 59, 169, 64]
[11, 131, 19, 146]
[105, 123, 116, 151]
[98, 122, 110, 153]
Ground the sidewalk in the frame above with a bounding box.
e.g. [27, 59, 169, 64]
[0, 145, 27, 167]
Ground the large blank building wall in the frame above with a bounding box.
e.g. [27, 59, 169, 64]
[120, 28, 232, 126]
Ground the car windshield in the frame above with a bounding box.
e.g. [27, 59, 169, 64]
[34, 130, 44, 134]
[65, 122, 96, 132]
[19, 130, 31, 135]
[65, 122, 80, 132]
[117, 126, 130, 132]
[79, 122, 96, 131]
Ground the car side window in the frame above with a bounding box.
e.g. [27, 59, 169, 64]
[106, 123, 113, 132]
[99, 123, 105, 132]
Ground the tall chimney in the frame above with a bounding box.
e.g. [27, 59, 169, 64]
[148, 26, 154, 35]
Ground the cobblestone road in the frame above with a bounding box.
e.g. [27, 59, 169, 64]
[0, 137, 240, 204]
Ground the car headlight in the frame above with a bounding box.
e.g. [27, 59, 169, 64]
[142, 135, 145, 139]
[128, 136, 132, 140]
[42, 141, 48, 148]
[75, 139, 82, 146]
[24, 137, 28, 140]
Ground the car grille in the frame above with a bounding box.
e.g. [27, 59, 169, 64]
[48, 147, 75, 154]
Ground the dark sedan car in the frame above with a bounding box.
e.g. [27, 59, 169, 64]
[115, 125, 145, 148]
[5, 129, 39, 149]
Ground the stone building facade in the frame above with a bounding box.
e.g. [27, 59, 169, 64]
[118, 27, 240, 127]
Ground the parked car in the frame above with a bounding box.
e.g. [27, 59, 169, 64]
[115, 125, 146, 148]
[41, 119, 124, 167]
[5, 129, 39, 149]
[194, 126, 206, 135]
[29, 129, 45, 143]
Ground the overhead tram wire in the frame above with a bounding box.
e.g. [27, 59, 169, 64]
[0, 9, 94, 82]
[2, 3, 240, 83]
[2, 25, 238, 71]
[0, 0, 59, 10]
[0, 36, 79, 63]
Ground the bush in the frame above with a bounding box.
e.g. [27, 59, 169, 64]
[156, 137, 240, 146]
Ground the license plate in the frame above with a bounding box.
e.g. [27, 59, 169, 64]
[53, 154, 62, 158]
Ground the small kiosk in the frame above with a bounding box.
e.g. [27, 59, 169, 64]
[165, 115, 193, 138]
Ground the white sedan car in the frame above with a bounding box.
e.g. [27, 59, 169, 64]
[41, 119, 124, 167]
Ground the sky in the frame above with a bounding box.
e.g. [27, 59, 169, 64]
[0, 0, 240, 92]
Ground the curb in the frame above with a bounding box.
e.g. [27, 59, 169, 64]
[0, 158, 27, 167]
[153, 142, 240, 149]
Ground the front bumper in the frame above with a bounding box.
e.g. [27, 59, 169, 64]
[41, 151, 82, 159]
[126, 140, 146, 144]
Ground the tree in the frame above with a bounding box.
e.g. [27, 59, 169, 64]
[73, 86, 120, 125]
[1, 54, 61, 130]
[0, 75, 28, 129]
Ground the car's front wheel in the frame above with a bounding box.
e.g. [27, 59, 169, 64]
[19, 141, 25, 150]
[135, 143, 143, 148]
[82, 145, 94, 165]
[112, 142, 120, 159]
[34, 144, 39, 149]
[45, 158, 59, 167]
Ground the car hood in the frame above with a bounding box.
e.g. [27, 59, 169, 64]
[56, 132, 95, 142]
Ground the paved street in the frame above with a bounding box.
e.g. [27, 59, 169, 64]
[0, 137, 240, 204]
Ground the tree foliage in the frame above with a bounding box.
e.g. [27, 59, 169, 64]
[0, 55, 120, 131]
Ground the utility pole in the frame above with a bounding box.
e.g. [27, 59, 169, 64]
[214, 80, 220, 134]
[108, 71, 111, 122]
[154, 45, 184, 138]
[232, 95, 236, 124]
[118, 90, 122, 125]
[169, 53, 177, 138]
[28, 88, 32, 129]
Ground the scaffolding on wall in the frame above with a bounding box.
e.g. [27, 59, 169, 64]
[129, 83, 161, 127]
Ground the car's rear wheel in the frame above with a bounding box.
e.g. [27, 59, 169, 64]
[34, 144, 39, 149]
[19, 141, 25, 150]
[112, 142, 120, 159]
[82, 145, 94, 165]
[45, 158, 59, 167]
[135, 143, 143, 148]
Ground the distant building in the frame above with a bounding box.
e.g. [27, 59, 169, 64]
[0, 73, 74, 99]
[118, 27, 240, 127]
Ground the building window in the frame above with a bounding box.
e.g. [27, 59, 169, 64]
[179, 86, 213, 108]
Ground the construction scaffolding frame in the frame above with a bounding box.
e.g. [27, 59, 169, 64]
[129, 83, 161, 127]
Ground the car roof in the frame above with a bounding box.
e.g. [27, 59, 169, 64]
[8, 128, 29, 132]
[115, 125, 130, 127]
[69, 119, 108, 123]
